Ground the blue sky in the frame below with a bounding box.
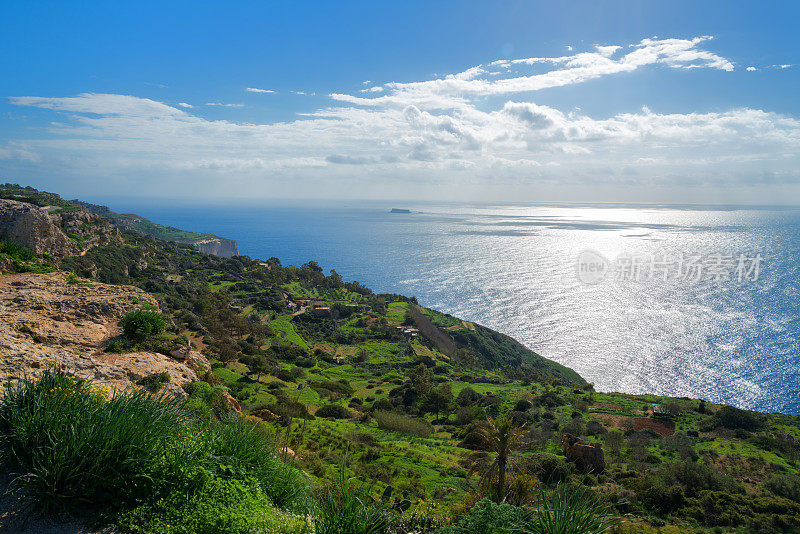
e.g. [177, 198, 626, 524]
[1, 1, 799, 203]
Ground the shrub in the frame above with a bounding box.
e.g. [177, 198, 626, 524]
[0, 239, 35, 261]
[136, 371, 171, 392]
[528, 453, 573, 485]
[314, 467, 398, 534]
[116, 475, 307, 534]
[456, 387, 481, 407]
[316, 404, 353, 419]
[445, 498, 525, 534]
[764, 474, 800, 503]
[121, 308, 166, 341]
[374, 410, 433, 438]
[703, 405, 765, 432]
[0, 370, 190, 514]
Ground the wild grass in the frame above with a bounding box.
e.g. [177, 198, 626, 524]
[0, 239, 36, 261]
[0, 370, 308, 524]
[206, 417, 309, 511]
[374, 410, 433, 438]
[519, 482, 621, 534]
[0, 370, 191, 514]
[313, 465, 397, 534]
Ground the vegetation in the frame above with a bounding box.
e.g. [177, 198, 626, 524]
[122, 307, 167, 341]
[0, 370, 307, 531]
[467, 417, 528, 502]
[3, 185, 800, 532]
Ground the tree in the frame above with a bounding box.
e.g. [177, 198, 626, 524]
[457, 386, 481, 407]
[217, 341, 239, 365]
[423, 383, 454, 422]
[468, 416, 529, 502]
[409, 363, 432, 397]
[248, 354, 270, 382]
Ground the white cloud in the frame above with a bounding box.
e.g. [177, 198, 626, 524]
[246, 87, 276, 94]
[331, 36, 735, 110]
[6, 36, 800, 200]
[177, 102, 193, 108]
[205, 102, 244, 108]
[746, 66, 757, 72]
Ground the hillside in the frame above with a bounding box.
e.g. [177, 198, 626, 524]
[1, 186, 799, 533]
[1, 184, 239, 258]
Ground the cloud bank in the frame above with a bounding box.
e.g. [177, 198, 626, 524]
[5, 37, 800, 200]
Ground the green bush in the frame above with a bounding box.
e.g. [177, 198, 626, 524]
[442, 498, 524, 534]
[313, 467, 398, 534]
[117, 475, 308, 534]
[136, 371, 171, 392]
[374, 410, 433, 438]
[528, 453, 574, 485]
[206, 417, 309, 511]
[0, 370, 191, 514]
[316, 404, 353, 419]
[702, 405, 765, 432]
[121, 308, 166, 341]
[0, 239, 35, 261]
[765, 474, 800, 503]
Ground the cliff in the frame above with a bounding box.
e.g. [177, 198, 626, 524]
[0, 199, 120, 257]
[106, 212, 239, 258]
[191, 236, 239, 258]
[0, 271, 209, 397]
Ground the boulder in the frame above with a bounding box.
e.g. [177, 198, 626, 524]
[561, 433, 605, 473]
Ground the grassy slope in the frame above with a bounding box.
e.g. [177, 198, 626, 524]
[108, 212, 225, 244]
[9, 185, 798, 532]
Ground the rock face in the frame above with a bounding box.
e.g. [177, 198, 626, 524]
[0, 200, 74, 256]
[0, 199, 120, 257]
[0, 272, 208, 397]
[192, 237, 239, 258]
[561, 433, 605, 473]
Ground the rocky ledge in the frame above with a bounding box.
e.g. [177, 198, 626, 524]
[192, 237, 239, 258]
[0, 199, 119, 257]
[0, 272, 209, 397]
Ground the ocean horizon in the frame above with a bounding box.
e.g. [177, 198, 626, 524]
[97, 198, 800, 415]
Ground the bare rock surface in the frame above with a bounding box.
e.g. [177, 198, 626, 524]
[0, 272, 208, 396]
[0, 199, 74, 256]
[0, 199, 120, 258]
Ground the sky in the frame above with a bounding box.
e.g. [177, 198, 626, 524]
[1, 0, 799, 204]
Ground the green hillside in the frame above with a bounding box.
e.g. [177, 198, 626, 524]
[2, 187, 799, 533]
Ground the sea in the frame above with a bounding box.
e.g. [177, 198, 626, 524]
[101, 199, 800, 414]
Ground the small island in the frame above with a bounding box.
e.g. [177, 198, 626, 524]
[390, 208, 411, 214]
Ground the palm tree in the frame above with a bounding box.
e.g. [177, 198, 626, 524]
[467, 416, 528, 502]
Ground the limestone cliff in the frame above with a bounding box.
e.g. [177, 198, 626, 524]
[0, 199, 120, 257]
[192, 237, 239, 258]
[0, 272, 210, 397]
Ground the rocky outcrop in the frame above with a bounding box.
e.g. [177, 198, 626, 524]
[192, 237, 239, 258]
[561, 433, 605, 473]
[0, 272, 208, 397]
[0, 199, 74, 256]
[0, 199, 120, 257]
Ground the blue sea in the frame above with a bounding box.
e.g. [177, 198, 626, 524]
[102, 199, 800, 414]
